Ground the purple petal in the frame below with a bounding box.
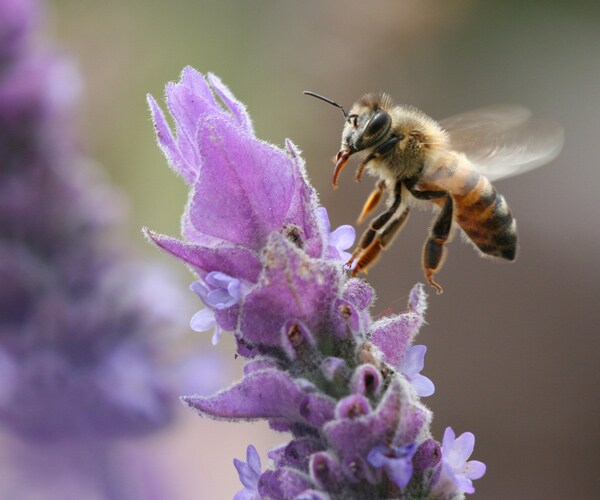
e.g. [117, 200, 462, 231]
[342, 278, 374, 311]
[320, 357, 347, 382]
[316, 206, 331, 235]
[465, 460, 486, 480]
[184, 369, 332, 424]
[413, 439, 442, 472]
[207, 73, 254, 135]
[147, 94, 195, 184]
[323, 378, 404, 459]
[299, 393, 336, 427]
[271, 438, 323, 469]
[190, 280, 210, 303]
[442, 426, 456, 451]
[309, 452, 344, 492]
[410, 374, 435, 398]
[329, 224, 355, 251]
[246, 445, 262, 476]
[334, 298, 360, 333]
[239, 235, 342, 347]
[281, 320, 316, 360]
[234, 459, 257, 489]
[366, 444, 388, 467]
[385, 454, 414, 489]
[143, 229, 261, 282]
[350, 364, 382, 397]
[206, 288, 237, 309]
[282, 139, 325, 259]
[408, 283, 427, 317]
[452, 472, 475, 494]
[180, 66, 217, 105]
[189, 115, 295, 247]
[370, 314, 420, 367]
[233, 490, 259, 500]
[452, 431, 476, 464]
[400, 345, 427, 377]
[190, 308, 215, 332]
[211, 325, 223, 345]
[257, 469, 314, 499]
[334, 395, 372, 419]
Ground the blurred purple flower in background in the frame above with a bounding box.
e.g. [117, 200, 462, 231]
[0, 0, 224, 497]
[147, 68, 486, 498]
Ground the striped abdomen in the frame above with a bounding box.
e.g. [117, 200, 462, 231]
[422, 157, 518, 260]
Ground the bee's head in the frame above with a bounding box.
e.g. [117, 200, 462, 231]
[341, 94, 393, 154]
[303, 91, 393, 187]
[333, 94, 393, 187]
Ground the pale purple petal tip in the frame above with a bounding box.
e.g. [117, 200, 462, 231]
[329, 225, 355, 251]
[453, 431, 476, 462]
[190, 308, 215, 332]
[410, 375, 435, 398]
[465, 460, 486, 480]
[207, 72, 254, 135]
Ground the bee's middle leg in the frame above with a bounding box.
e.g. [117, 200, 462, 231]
[349, 179, 408, 275]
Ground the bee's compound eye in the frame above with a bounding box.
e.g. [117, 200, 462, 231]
[363, 110, 391, 144]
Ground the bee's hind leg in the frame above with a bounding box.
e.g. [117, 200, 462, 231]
[421, 194, 453, 294]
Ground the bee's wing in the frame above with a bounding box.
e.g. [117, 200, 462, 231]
[440, 105, 564, 181]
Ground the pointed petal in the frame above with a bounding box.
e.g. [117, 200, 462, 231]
[370, 313, 421, 367]
[143, 228, 261, 282]
[147, 93, 196, 184]
[442, 427, 456, 451]
[208, 73, 254, 135]
[408, 283, 427, 318]
[184, 369, 325, 423]
[246, 445, 262, 475]
[188, 116, 296, 248]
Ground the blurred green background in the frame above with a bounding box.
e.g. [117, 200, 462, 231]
[47, 1, 600, 498]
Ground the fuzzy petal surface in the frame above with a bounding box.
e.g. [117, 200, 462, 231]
[239, 235, 342, 347]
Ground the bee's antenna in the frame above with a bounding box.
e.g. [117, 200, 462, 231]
[303, 91, 348, 119]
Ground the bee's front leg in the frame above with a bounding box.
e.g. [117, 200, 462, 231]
[357, 180, 386, 225]
[349, 179, 409, 275]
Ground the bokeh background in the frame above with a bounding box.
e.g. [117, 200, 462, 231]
[27, 0, 599, 498]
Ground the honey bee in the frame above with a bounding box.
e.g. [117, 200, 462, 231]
[304, 91, 564, 293]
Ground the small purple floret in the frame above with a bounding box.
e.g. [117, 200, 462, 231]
[234, 445, 262, 500]
[439, 427, 486, 495]
[367, 442, 417, 489]
[398, 344, 435, 397]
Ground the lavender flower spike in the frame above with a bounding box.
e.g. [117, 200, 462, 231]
[148, 69, 487, 498]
